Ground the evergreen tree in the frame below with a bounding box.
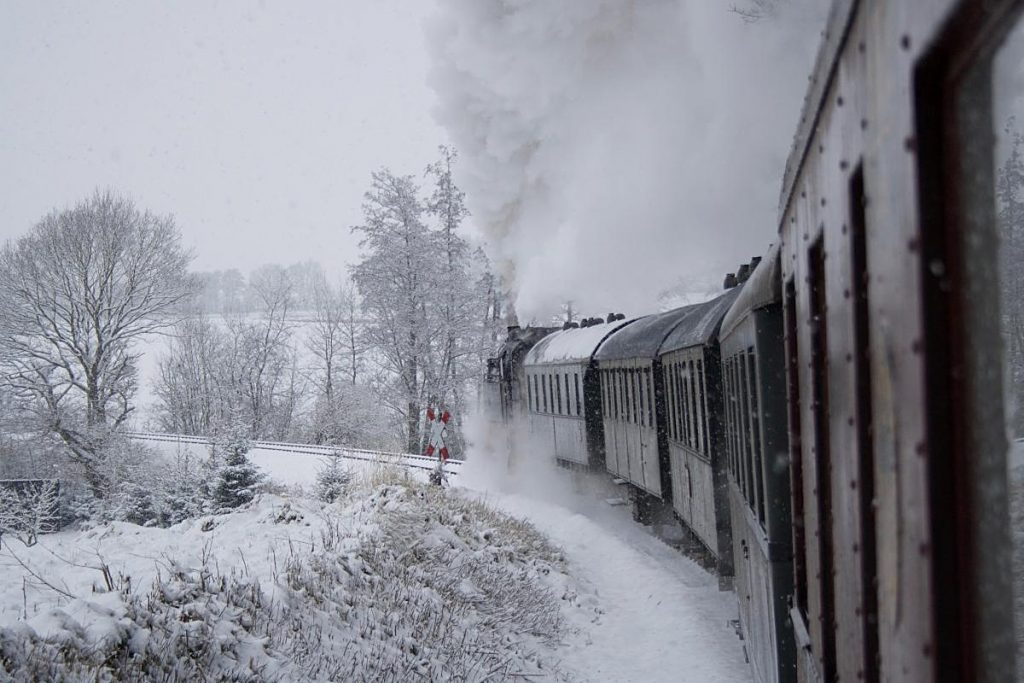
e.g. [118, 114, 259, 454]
[212, 434, 264, 509]
[314, 452, 351, 503]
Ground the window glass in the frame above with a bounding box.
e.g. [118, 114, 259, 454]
[993, 21, 1024, 672]
[575, 372, 582, 417]
[555, 371, 562, 414]
[646, 368, 654, 427]
[748, 349, 766, 526]
[693, 359, 704, 454]
[639, 367, 646, 427]
[696, 356, 704, 456]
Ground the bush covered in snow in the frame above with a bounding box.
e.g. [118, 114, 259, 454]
[0, 481, 576, 681]
[0, 480, 60, 547]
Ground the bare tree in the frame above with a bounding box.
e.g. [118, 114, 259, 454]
[0, 191, 193, 496]
[156, 316, 225, 435]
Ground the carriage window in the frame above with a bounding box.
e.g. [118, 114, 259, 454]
[615, 370, 622, 421]
[723, 359, 734, 476]
[613, 370, 619, 420]
[671, 366, 679, 440]
[988, 21, 1024, 674]
[698, 358, 709, 456]
[730, 357, 743, 489]
[747, 349, 766, 527]
[681, 361, 690, 445]
[643, 368, 651, 428]
[556, 372, 563, 414]
[785, 276, 809, 621]
[664, 364, 674, 439]
[696, 360, 704, 450]
[626, 368, 634, 421]
[724, 359, 733, 477]
[671, 360, 679, 440]
[809, 235, 836, 680]
[541, 374, 548, 413]
[564, 373, 571, 415]
[636, 368, 643, 426]
[848, 161, 879, 678]
[693, 359, 705, 455]
[575, 372, 582, 417]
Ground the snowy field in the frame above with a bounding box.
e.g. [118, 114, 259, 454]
[0, 434, 751, 681]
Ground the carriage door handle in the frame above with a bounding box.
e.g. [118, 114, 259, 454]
[741, 539, 749, 560]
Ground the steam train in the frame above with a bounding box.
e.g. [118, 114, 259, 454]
[483, 1, 1024, 681]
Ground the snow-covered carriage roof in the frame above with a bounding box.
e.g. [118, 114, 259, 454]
[524, 319, 634, 366]
[657, 287, 743, 356]
[719, 243, 781, 339]
[594, 305, 701, 362]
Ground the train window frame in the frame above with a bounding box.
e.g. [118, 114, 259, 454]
[636, 367, 642, 426]
[671, 362, 679, 444]
[785, 274, 810, 622]
[914, 8, 1024, 676]
[557, 372, 562, 416]
[698, 357, 709, 456]
[747, 348, 767, 527]
[737, 356, 752, 504]
[694, 358, 705, 456]
[672, 361, 681, 441]
[696, 358, 704, 454]
[626, 368, 634, 421]
[643, 368, 651, 428]
[564, 373, 571, 416]
[727, 356, 739, 483]
[575, 371, 582, 417]
[724, 358, 735, 479]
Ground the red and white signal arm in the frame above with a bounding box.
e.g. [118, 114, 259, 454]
[425, 408, 450, 460]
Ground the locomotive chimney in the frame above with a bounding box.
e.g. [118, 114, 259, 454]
[737, 264, 751, 283]
[724, 273, 738, 289]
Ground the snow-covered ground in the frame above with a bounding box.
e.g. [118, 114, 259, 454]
[0, 432, 751, 681]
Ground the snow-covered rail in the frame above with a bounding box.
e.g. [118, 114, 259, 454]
[123, 431, 463, 475]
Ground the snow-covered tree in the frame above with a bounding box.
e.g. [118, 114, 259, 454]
[0, 191, 194, 496]
[212, 432, 263, 509]
[350, 155, 502, 456]
[351, 169, 437, 453]
[314, 453, 351, 503]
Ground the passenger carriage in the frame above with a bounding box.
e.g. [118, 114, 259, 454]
[523, 318, 632, 468]
[718, 244, 794, 683]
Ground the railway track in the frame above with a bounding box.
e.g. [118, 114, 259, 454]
[124, 431, 463, 475]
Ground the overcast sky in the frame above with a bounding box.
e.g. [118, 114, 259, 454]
[1, 0, 446, 275]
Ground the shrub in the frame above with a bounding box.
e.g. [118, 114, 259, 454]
[314, 454, 351, 503]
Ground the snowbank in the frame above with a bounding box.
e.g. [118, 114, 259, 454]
[0, 475, 576, 681]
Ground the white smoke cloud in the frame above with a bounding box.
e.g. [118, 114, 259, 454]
[427, 0, 825, 320]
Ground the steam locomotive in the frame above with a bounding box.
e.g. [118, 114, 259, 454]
[484, 1, 1024, 681]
